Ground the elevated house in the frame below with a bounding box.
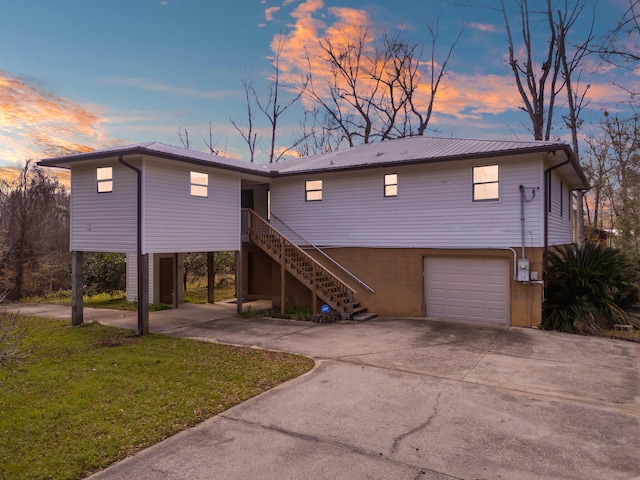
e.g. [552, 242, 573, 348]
[40, 136, 588, 331]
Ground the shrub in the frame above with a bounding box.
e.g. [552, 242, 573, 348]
[83, 252, 126, 295]
[543, 243, 640, 333]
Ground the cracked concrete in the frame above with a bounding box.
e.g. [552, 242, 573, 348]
[4, 303, 640, 479]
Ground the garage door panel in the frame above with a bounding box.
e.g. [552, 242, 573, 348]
[425, 256, 510, 324]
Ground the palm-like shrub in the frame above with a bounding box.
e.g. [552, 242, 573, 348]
[543, 243, 640, 333]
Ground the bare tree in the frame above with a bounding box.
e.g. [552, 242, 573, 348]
[203, 121, 225, 156]
[256, 38, 309, 163]
[230, 76, 258, 163]
[0, 161, 69, 300]
[295, 107, 344, 157]
[177, 127, 190, 149]
[501, 0, 561, 141]
[583, 133, 615, 230]
[401, 19, 464, 137]
[595, 0, 640, 67]
[313, 25, 383, 145]
[601, 112, 640, 252]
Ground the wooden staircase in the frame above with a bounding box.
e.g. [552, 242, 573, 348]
[242, 209, 369, 320]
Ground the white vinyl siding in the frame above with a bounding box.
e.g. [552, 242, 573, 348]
[270, 158, 544, 248]
[70, 162, 137, 252]
[127, 252, 179, 303]
[547, 170, 573, 245]
[143, 158, 241, 253]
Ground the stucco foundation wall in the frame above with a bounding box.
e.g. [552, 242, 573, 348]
[314, 247, 544, 327]
[243, 244, 545, 326]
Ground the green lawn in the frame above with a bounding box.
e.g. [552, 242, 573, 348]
[21, 285, 237, 311]
[0, 315, 314, 480]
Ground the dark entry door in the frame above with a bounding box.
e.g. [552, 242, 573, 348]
[241, 190, 254, 210]
[159, 257, 174, 305]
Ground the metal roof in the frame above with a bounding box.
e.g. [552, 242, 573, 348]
[39, 142, 272, 176]
[268, 136, 589, 189]
[39, 137, 588, 189]
[271, 136, 564, 172]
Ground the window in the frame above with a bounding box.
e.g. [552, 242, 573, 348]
[384, 173, 398, 197]
[97, 166, 113, 193]
[190, 171, 209, 197]
[472, 165, 499, 201]
[305, 180, 322, 201]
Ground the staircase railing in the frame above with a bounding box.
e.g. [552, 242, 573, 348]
[242, 208, 356, 318]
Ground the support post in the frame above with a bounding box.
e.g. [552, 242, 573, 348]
[312, 263, 317, 315]
[280, 238, 286, 315]
[235, 250, 243, 314]
[576, 190, 585, 247]
[207, 252, 215, 303]
[173, 253, 179, 309]
[71, 251, 83, 326]
[138, 253, 149, 335]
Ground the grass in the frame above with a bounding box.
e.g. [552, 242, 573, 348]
[21, 285, 237, 311]
[0, 315, 314, 480]
[182, 285, 236, 304]
[21, 290, 135, 310]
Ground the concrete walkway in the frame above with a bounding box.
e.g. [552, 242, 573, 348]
[4, 303, 640, 479]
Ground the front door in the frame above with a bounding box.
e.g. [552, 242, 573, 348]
[241, 189, 254, 209]
[159, 257, 174, 305]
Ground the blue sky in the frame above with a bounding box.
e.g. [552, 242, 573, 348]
[0, 0, 636, 166]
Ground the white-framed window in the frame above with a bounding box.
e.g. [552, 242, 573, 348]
[97, 166, 113, 193]
[384, 173, 398, 197]
[305, 180, 323, 202]
[190, 171, 209, 197]
[472, 165, 499, 201]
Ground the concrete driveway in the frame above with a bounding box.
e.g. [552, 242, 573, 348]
[5, 303, 640, 479]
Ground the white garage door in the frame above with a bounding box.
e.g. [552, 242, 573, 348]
[424, 256, 510, 324]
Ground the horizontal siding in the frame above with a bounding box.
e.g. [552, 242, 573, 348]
[143, 158, 241, 253]
[126, 252, 156, 303]
[548, 170, 574, 245]
[70, 162, 137, 252]
[270, 156, 545, 248]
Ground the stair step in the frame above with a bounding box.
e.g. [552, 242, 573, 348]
[352, 312, 378, 322]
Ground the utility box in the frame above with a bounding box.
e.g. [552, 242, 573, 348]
[517, 259, 530, 282]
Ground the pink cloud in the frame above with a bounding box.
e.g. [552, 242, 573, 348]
[0, 71, 113, 161]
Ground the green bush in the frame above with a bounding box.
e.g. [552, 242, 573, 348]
[543, 243, 640, 333]
[83, 253, 126, 295]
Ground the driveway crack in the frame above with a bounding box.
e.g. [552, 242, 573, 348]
[391, 392, 442, 455]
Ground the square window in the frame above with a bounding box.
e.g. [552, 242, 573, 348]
[305, 180, 322, 201]
[473, 165, 499, 201]
[97, 166, 113, 193]
[384, 173, 398, 197]
[190, 171, 209, 197]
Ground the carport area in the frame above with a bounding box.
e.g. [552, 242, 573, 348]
[6, 302, 640, 479]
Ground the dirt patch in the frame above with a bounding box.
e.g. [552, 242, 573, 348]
[96, 335, 140, 347]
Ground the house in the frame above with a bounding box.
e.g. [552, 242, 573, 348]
[39, 136, 588, 331]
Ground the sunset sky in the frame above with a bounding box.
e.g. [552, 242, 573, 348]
[0, 0, 636, 167]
